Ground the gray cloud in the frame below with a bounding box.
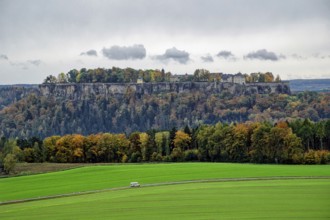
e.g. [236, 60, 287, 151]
[28, 59, 42, 66]
[9, 59, 41, 69]
[102, 44, 146, 60]
[2, 0, 328, 42]
[0, 54, 8, 60]
[217, 51, 235, 59]
[201, 55, 214, 62]
[80, 49, 97, 57]
[291, 53, 307, 60]
[312, 53, 330, 59]
[155, 47, 190, 64]
[244, 49, 285, 61]
[279, 54, 286, 59]
[10, 61, 28, 70]
[0, 0, 329, 83]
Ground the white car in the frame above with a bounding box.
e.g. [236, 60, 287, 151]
[130, 182, 140, 187]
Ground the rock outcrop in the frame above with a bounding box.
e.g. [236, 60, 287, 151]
[39, 82, 290, 100]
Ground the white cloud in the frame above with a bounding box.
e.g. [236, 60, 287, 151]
[28, 59, 42, 66]
[154, 47, 190, 64]
[80, 49, 97, 57]
[0, 54, 8, 60]
[244, 49, 285, 61]
[201, 55, 214, 62]
[102, 44, 146, 60]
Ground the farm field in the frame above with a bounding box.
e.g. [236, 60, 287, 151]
[1, 163, 330, 202]
[0, 163, 329, 219]
[0, 179, 329, 219]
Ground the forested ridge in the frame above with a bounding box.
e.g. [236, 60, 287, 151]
[0, 67, 329, 171]
[0, 87, 329, 138]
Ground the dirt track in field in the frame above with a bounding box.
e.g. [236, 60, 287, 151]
[1, 176, 330, 206]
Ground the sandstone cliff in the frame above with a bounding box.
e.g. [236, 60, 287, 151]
[39, 82, 290, 100]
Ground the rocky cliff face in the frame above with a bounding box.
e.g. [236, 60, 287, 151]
[39, 82, 291, 100]
[1, 81, 314, 139]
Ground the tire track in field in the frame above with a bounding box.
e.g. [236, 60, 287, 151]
[1, 176, 329, 206]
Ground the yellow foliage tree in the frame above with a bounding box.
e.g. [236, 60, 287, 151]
[174, 131, 191, 150]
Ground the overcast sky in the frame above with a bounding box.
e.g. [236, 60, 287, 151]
[0, 0, 330, 84]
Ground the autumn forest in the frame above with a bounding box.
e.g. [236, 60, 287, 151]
[0, 68, 330, 173]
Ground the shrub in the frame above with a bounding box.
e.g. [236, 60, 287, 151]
[4, 153, 16, 174]
[303, 150, 330, 164]
[150, 152, 163, 162]
[304, 150, 316, 164]
[130, 152, 142, 163]
[184, 149, 200, 161]
[291, 152, 304, 164]
[315, 150, 329, 164]
[170, 148, 183, 162]
[156, 153, 163, 162]
[162, 155, 172, 162]
[121, 154, 128, 163]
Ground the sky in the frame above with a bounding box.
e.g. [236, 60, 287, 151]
[0, 0, 330, 84]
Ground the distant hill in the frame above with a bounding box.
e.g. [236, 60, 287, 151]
[0, 82, 329, 138]
[289, 79, 330, 92]
[0, 86, 38, 110]
[0, 84, 38, 88]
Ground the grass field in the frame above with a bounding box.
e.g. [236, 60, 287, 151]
[0, 163, 329, 219]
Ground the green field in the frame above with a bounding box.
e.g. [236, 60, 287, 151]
[0, 163, 330, 219]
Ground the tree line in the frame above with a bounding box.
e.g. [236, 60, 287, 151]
[43, 67, 171, 84]
[42, 67, 280, 84]
[1, 119, 329, 173]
